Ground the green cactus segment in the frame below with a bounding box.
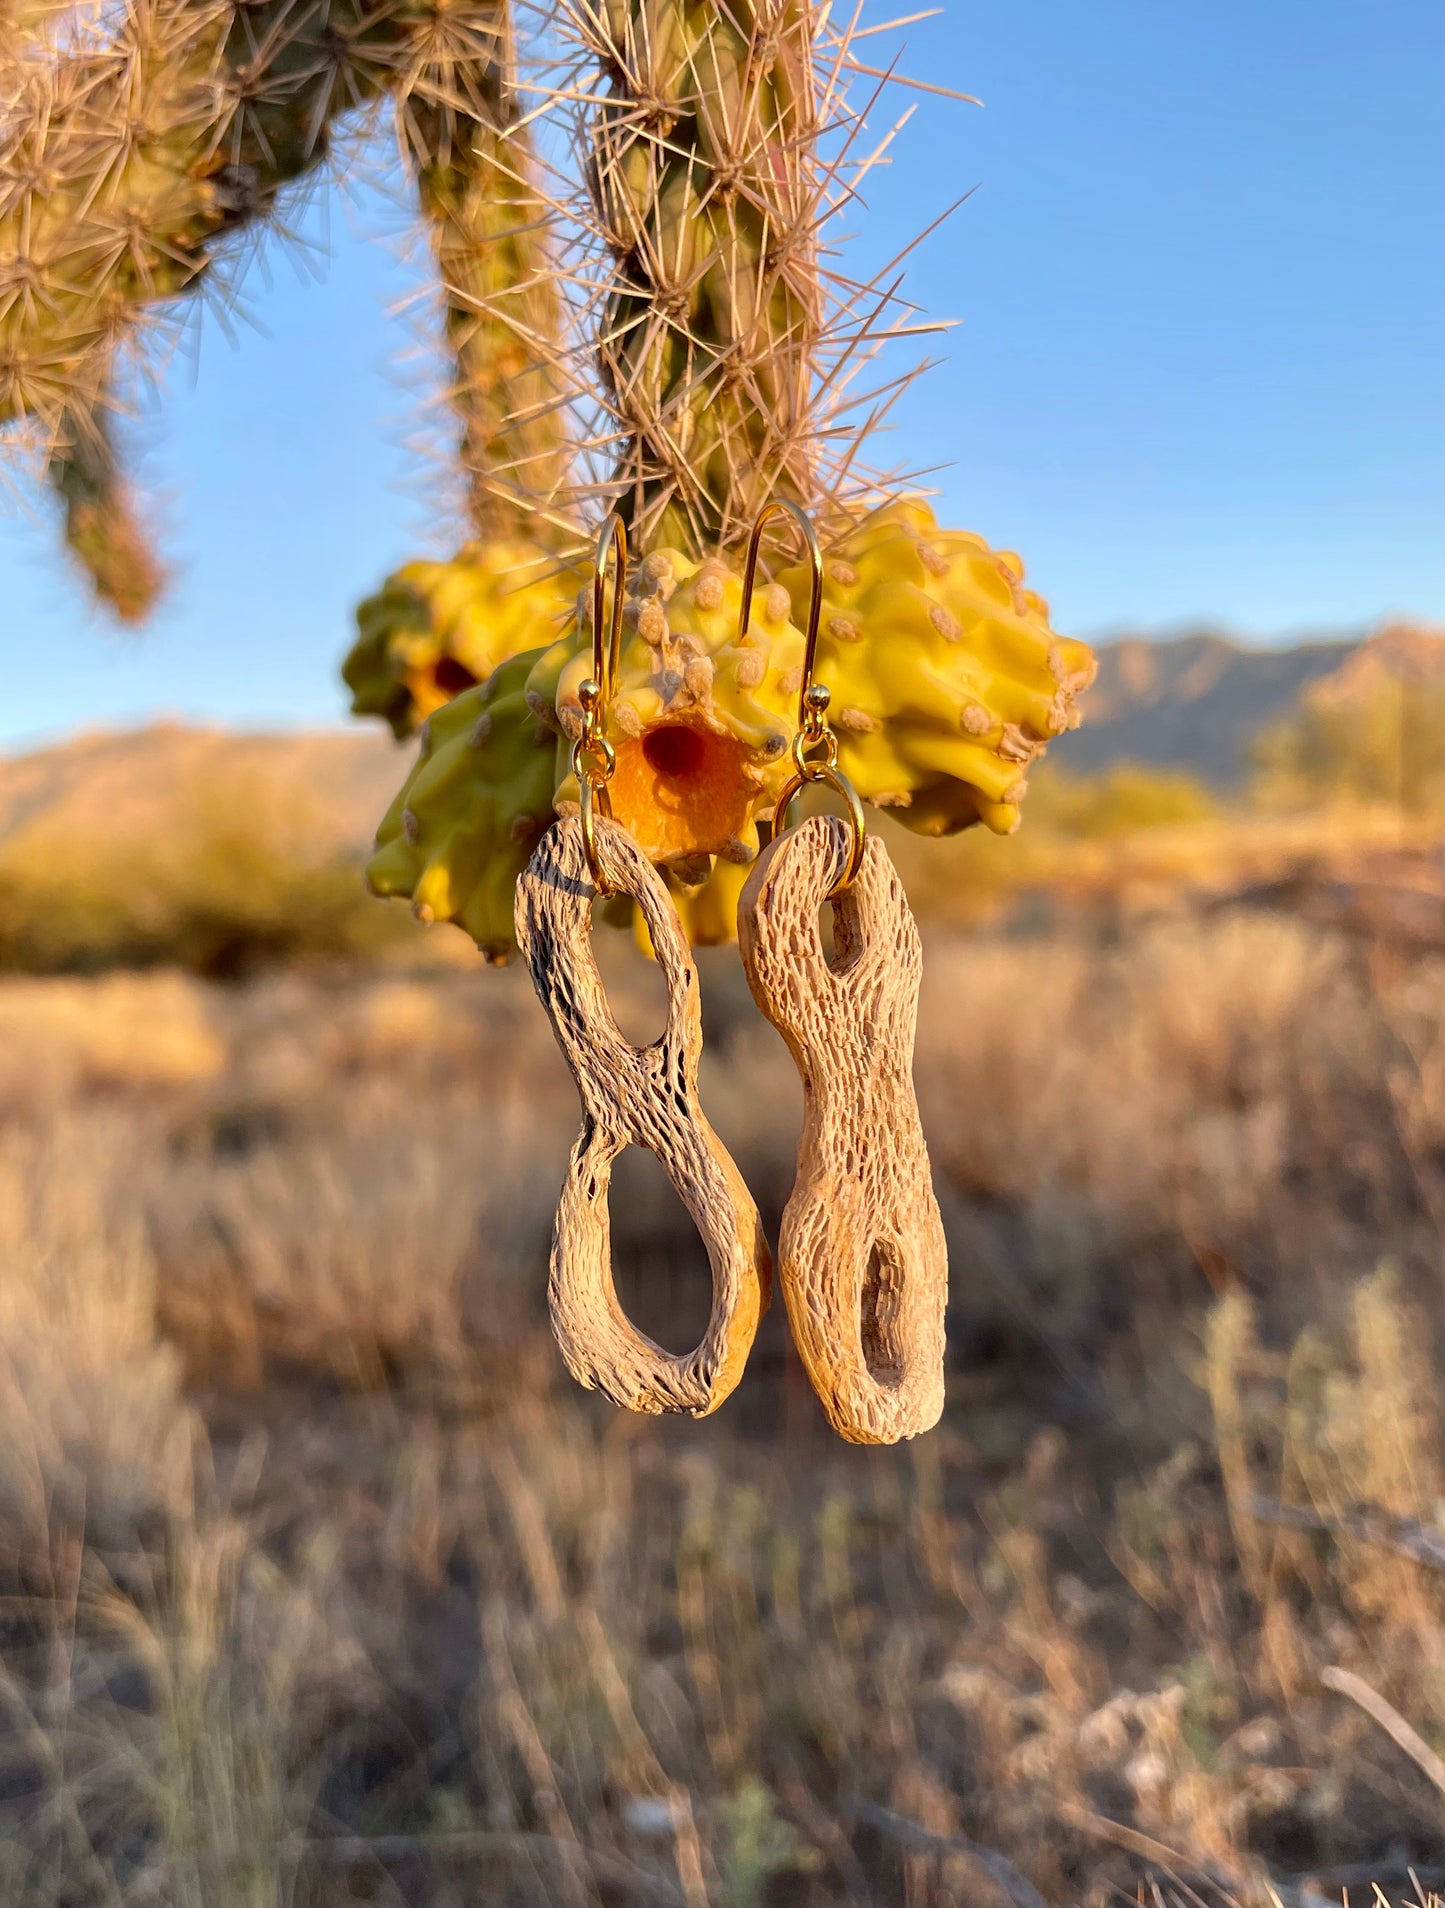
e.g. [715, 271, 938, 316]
[2, 0, 399, 606]
[401, 11, 575, 538]
[366, 648, 557, 964]
[343, 539, 583, 740]
[47, 400, 165, 622]
[585, 0, 820, 557]
[2, 0, 389, 423]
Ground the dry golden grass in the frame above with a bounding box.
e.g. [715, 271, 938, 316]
[893, 796, 1444, 934]
[0, 905, 1440, 1907]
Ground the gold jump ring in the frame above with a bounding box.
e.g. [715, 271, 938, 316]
[771, 760, 867, 894]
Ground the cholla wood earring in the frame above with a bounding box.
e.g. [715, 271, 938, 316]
[736, 503, 948, 1445]
[515, 515, 772, 1417]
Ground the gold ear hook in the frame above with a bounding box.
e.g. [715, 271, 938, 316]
[573, 513, 627, 895]
[740, 498, 822, 729]
[740, 500, 866, 894]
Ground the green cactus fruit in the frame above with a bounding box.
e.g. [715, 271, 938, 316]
[365, 649, 556, 965]
[344, 541, 584, 740]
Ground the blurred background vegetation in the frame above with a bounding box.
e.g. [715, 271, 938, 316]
[0, 618, 1439, 1907]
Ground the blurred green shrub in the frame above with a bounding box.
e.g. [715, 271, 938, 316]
[1252, 673, 1445, 814]
[1021, 761, 1218, 837]
[0, 769, 415, 978]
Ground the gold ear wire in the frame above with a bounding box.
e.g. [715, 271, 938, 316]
[739, 499, 823, 727]
[573, 513, 628, 895]
[740, 501, 865, 894]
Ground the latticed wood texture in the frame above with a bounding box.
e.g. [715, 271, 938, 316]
[515, 813, 771, 1416]
[739, 813, 946, 1443]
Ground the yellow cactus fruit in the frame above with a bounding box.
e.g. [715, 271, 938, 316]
[671, 857, 756, 950]
[363, 512, 1099, 961]
[775, 500, 1097, 836]
[623, 856, 756, 957]
[365, 652, 557, 964]
[344, 542, 582, 740]
[524, 549, 808, 869]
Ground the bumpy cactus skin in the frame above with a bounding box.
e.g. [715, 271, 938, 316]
[527, 548, 806, 869]
[344, 541, 582, 739]
[362, 546, 810, 957]
[583, 0, 821, 554]
[777, 500, 1098, 835]
[402, 14, 574, 536]
[366, 651, 557, 964]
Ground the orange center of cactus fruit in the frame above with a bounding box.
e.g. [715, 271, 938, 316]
[609, 722, 757, 862]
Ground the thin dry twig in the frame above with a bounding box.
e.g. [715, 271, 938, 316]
[1248, 1494, 1445, 1573]
[850, 1798, 1052, 1908]
[1062, 1804, 1250, 1900]
[1319, 1666, 1445, 1793]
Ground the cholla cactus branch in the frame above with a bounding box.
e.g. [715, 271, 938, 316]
[395, 2, 576, 541]
[521, 0, 950, 559]
[1, 0, 571, 608]
[47, 394, 165, 619]
[580, 0, 824, 553]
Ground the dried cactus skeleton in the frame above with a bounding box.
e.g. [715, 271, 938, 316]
[2, 0, 1097, 949]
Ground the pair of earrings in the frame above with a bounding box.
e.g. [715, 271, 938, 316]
[514, 507, 948, 1445]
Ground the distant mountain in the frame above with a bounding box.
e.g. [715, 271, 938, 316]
[1064, 629, 1341, 785]
[1065, 621, 1444, 787]
[0, 721, 405, 858]
[1299, 620, 1445, 706]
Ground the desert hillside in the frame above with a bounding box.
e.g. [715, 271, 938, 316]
[1065, 620, 1443, 784]
[0, 719, 405, 856]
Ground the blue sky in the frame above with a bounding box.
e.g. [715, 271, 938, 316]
[2, 0, 1440, 747]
